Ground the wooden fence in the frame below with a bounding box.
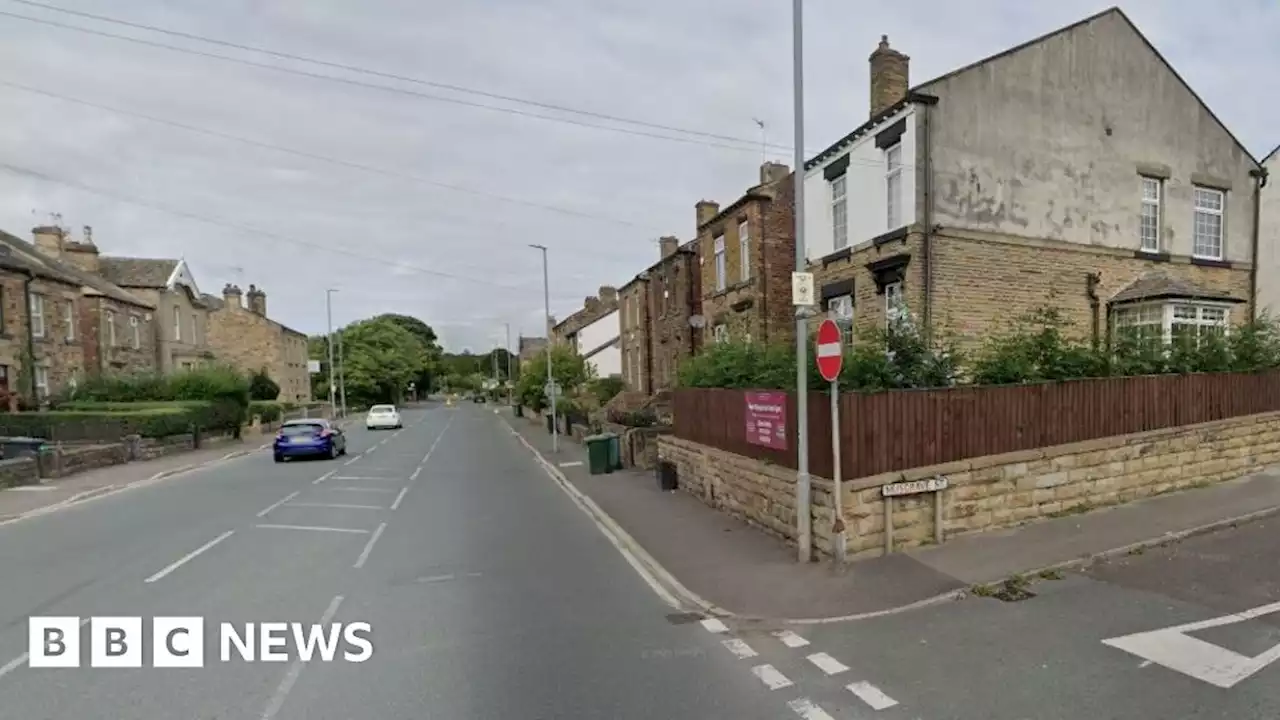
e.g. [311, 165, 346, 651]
[672, 370, 1280, 480]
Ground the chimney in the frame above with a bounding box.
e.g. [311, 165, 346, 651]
[759, 162, 791, 185]
[584, 296, 601, 314]
[60, 224, 101, 274]
[659, 235, 679, 258]
[31, 225, 64, 259]
[695, 200, 720, 227]
[869, 35, 910, 118]
[223, 283, 243, 308]
[246, 284, 266, 316]
[598, 285, 618, 304]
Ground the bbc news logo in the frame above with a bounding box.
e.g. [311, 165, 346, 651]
[28, 617, 373, 668]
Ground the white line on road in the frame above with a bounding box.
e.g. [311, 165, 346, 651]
[326, 486, 394, 493]
[353, 522, 387, 568]
[286, 502, 384, 510]
[257, 492, 301, 518]
[312, 470, 335, 485]
[7, 485, 55, 491]
[0, 617, 90, 681]
[750, 664, 793, 690]
[261, 595, 344, 720]
[721, 638, 758, 659]
[409, 467, 422, 481]
[421, 415, 454, 464]
[390, 486, 409, 510]
[786, 698, 836, 720]
[806, 652, 849, 675]
[773, 630, 810, 648]
[330, 475, 400, 481]
[418, 573, 455, 583]
[145, 530, 236, 583]
[343, 455, 362, 466]
[846, 681, 898, 710]
[700, 618, 729, 634]
[558, 461, 583, 468]
[256, 524, 370, 534]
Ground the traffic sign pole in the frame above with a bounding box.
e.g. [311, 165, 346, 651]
[816, 319, 846, 564]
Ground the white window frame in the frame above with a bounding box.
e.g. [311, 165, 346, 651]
[831, 175, 848, 250]
[129, 315, 141, 349]
[105, 310, 117, 346]
[63, 300, 75, 342]
[1139, 177, 1162, 253]
[713, 235, 726, 292]
[713, 324, 728, 343]
[1192, 186, 1224, 260]
[886, 143, 903, 229]
[190, 312, 199, 344]
[1113, 301, 1231, 345]
[29, 293, 44, 338]
[827, 294, 854, 336]
[34, 366, 48, 398]
[884, 282, 905, 327]
[738, 220, 750, 281]
[172, 305, 182, 341]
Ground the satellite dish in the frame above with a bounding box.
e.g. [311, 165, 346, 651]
[688, 315, 705, 329]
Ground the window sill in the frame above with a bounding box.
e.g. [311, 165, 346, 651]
[1134, 249, 1171, 262]
[1190, 256, 1232, 269]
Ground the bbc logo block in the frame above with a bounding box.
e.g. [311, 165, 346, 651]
[28, 617, 371, 668]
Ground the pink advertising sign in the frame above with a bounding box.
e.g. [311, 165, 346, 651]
[744, 391, 788, 450]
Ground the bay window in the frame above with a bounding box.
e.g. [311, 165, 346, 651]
[1113, 302, 1230, 346]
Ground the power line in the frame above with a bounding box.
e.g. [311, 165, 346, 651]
[0, 77, 675, 246]
[0, 7, 786, 157]
[4, 0, 800, 153]
[0, 158, 565, 294]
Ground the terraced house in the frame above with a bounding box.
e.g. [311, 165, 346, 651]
[203, 284, 311, 403]
[96, 254, 214, 372]
[803, 8, 1266, 350]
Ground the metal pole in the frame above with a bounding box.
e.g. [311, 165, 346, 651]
[792, 0, 812, 563]
[831, 380, 845, 563]
[505, 322, 513, 405]
[325, 289, 336, 414]
[337, 329, 347, 417]
[531, 244, 558, 452]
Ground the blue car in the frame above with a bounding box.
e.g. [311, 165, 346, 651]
[273, 419, 347, 462]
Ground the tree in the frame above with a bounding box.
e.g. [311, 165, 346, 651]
[338, 316, 430, 405]
[515, 344, 592, 411]
[249, 368, 281, 401]
[375, 314, 443, 390]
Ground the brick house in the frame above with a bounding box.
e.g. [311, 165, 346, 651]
[1259, 146, 1278, 318]
[619, 236, 702, 394]
[1, 226, 156, 399]
[95, 253, 215, 372]
[803, 9, 1265, 352]
[695, 162, 796, 348]
[619, 273, 649, 392]
[517, 335, 548, 370]
[203, 284, 312, 403]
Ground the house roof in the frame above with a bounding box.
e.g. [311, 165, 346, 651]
[201, 293, 225, 311]
[809, 7, 1264, 171]
[0, 232, 154, 308]
[1110, 272, 1244, 306]
[98, 257, 178, 288]
[1263, 144, 1280, 166]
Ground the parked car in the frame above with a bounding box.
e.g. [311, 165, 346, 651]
[365, 404, 402, 430]
[274, 419, 347, 462]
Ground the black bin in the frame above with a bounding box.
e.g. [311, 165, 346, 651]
[656, 461, 677, 491]
[546, 414, 554, 434]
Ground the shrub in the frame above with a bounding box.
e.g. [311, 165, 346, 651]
[0, 408, 195, 440]
[249, 369, 281, 401]
[607, 406, 658, 427]
[588, 377, 627, 406]
[54, 399, 243, 435]
[76, 365, 251, 409]
[249, 401, 284, 423]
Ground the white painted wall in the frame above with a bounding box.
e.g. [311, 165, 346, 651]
[803, 105, 918, 262]
[576, 308, 621, 377]
[1259, 152, 1280, 318]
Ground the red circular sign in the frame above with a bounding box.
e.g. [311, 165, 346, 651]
[815, 318, 843, 382]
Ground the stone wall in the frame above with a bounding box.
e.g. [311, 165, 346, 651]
[658, 410, 1280, 560]
[0, 457, 38, 488]
[130, 434, 196, 462]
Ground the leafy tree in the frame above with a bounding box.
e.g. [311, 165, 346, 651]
[375, 313, 443, 389]
[248, 368, 281, 401]
[515, 344, 591, 411]
[339, 317, 431, 405]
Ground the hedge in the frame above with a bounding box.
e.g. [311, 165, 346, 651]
[0, 408, 195, 440]
[55, 399, 243, 434]
[249, 401, 284, 423]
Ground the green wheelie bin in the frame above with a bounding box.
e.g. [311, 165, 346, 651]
[585, 435, 610, 475]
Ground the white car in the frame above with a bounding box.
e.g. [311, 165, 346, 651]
[365, 404, 402, 430]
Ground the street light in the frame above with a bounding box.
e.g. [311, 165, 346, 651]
[325, 289, 338, 413]
[505, 322, 513, 405]
[791, 0, 813, 563]
[529, 244, 557, 452]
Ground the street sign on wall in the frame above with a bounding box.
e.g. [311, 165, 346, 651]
[816, 319, 843, 382]
[744, 391, 787, 450]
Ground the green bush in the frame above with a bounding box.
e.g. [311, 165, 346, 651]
[71, 365, 251, 431]
[249, 369, 281, 401]
[249, 401, 284, 423]
[588, 377, 627, 405]
[55, 399, 243, 435]
[0, 408, 195, 440]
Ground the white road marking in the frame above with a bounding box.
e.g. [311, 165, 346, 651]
[787, 698, 836, 720]
[327, 486, 394, 493]
[421, 415, 454, 464]
[558, 461, 583, 468]
[286, 502, 384, 510]
[721, 638, 758, 659]
[806, 652, 849, 675]
[0, 617, 90, 681]
[390, 486, 409, 511]
[343, 455, 362, 466]
[256, 524, 370, 534]
[257, 492, 301, 518]
[330, 475, 400, 481]
[7, 485, 55, 491]
[417, 574, 455, 583]
[312, 470, 335, 485]
[773, 630, 810, 648]
[846, 681, 898, 710]
[409, 467, 422, 481]
[366, 445, 379, 454]
[700, 618, 729, 634]
[144, 530, 236, 583]
[750, 664, 793, 690]
[353, 522, 387, 568]
[1102, 600, 1280, 688]
[261, 595, 344, 719]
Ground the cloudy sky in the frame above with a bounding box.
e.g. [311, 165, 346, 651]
[0, 0, 1275, 352]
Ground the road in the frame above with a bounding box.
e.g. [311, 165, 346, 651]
[0, 403, 813, 720]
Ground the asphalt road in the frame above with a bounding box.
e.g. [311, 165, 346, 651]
[0, 404, 802, 719]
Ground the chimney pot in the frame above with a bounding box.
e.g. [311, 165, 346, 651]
[695, 200, 720, 227]
[82, 225, 93, 244]
[659, 236, 679, 259]
[759, 162, 791, 185]
[869, 35, 910, 118]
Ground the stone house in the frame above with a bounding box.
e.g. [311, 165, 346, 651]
[619, 273, 650, 393]
[802, 9, 1265, 353]
[695, 161, 796, 348]
[517, 336, 548, 370]
[1259, 146, 1278, 318]
[96, 254, 214, 372]
[203, 284, 312, 403]
[551, 286, 621, 377]
[4, 226, 156, 398]
[619, 236, 703, 394]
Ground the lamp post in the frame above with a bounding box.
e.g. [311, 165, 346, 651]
[325, 289, 337, 414]
[791, 0, 813, 563]
[529, 244, 557, 452]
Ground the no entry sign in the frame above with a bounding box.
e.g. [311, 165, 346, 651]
[816, 319, 843, 382]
